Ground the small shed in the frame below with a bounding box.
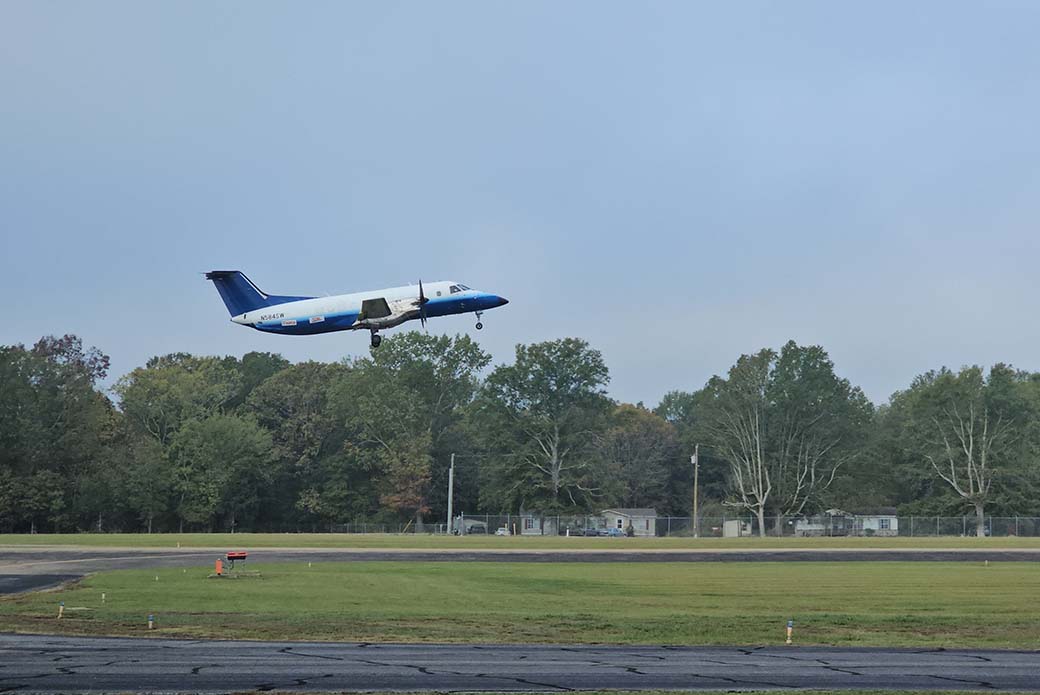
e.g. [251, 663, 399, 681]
[601, 508, 657, 537]
[723, 519, 752, 537]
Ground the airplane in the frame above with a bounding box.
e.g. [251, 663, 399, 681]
[205, 270, 509, 348]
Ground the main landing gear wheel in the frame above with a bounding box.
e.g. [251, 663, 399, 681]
[475, 322, 483, 330]
[370, 332, 382, 348]
[475, 311, 484, 330]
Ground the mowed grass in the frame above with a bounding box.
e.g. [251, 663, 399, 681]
[4, 532, 1040, 550]
[2, 561, 1039, 648]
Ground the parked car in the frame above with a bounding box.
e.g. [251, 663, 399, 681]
[584, 528, 606, 537]
[495, 527, 510, 536]
[466, 523, 488, 534]
[606, 527, 625, 537]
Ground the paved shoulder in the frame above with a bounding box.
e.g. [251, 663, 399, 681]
[2, 634, 1038, 692]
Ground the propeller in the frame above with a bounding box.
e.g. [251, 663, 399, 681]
[417, 279, 430, 329]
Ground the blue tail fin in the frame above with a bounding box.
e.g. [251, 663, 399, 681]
[205, 271, 314, 316]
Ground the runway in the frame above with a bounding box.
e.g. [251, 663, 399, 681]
[2, 634, 1039, 692]
[3, 546, 1040, 595]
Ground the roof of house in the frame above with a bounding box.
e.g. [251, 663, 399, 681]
[601, 508, 658, 517]
[851, 507, 898, 517]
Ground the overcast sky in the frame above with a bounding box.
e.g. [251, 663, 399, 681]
[2, 2, 1038, 406]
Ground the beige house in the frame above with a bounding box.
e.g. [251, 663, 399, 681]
[601, 508, 657, 537]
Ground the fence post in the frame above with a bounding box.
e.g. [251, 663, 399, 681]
[667, 517, 671, 537]
[1016, 516, 1020, 536]
[963, 516, 966, 536]
[936, 516, 939, 536]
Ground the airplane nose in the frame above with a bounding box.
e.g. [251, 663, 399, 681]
[492, 295, 509, 308]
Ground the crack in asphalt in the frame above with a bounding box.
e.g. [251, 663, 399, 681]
[279, 646, 344, 661]
[354, 657, 575, 691]
[189, 663, 221, 674]
[930, 673, 998, 689]
[473, 673, 576, 691]
[687, 671, 793, 689]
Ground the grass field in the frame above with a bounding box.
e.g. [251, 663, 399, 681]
[2, 561, 1038, 648]
[3, 532, 1040, 549]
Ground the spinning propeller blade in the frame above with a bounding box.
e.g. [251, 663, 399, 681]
[418, 280, 429, 328]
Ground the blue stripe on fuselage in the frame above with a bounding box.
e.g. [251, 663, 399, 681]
[253, 311, 360, 335]
[250, 292, 503, 335]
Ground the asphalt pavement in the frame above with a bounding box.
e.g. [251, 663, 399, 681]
[2, 634, 1039, 692]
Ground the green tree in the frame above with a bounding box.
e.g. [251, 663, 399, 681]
[335, 333, 490, 526]
[598, 404, 679, 511]
[247, 361, 354, 528]
[477, 338, 612, 512]
[0, 336, 112, 532]
[121, 432, 173, 533]
[655, 390, 729, 514]
[698, 341, 873, 536]
[224, 351, 291, 411]
[896, 364, 1036, 536]
[114, 353, 242, 446]
[169, 414, 275, 531]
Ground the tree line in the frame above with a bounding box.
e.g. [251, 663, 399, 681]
[2, 333, 1039, 536]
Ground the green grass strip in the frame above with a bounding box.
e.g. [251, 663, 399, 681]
[3, 561, 1038, 648]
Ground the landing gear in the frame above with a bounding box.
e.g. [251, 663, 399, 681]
[370, 331, 382, 348]
[475, 312, 484, 330]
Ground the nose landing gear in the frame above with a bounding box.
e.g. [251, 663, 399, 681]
[475, 312, 484, 330]
[370, 331, 382, 348]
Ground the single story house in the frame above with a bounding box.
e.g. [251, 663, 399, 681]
[601, 508, 657, 537]
[794, 508, 898, 537]
[517, 511, 559, 536]
[850, 508, 899, 537]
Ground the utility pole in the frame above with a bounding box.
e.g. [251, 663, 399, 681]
[446, 453, 455, 535]
[691, 445, 700, 538]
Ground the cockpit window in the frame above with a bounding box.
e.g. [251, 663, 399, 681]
[449, 285, 461, 294]
[458, 284, 471, 290]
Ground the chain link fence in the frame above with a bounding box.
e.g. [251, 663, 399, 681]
[327, 515, 1040, 537]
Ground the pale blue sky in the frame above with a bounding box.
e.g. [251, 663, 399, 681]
[2, 2, 1038, 405]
